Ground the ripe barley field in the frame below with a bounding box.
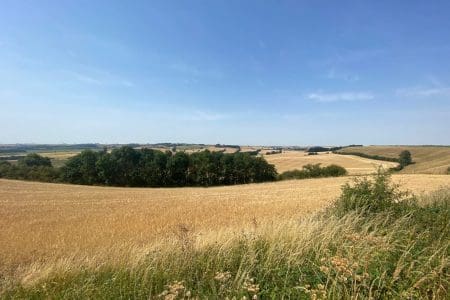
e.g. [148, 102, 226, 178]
[263, 150, 398, 174]
[339, 146, 450, 174]
[1, 174, 449, 281]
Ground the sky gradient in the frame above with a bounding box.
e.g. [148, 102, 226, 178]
[1, 0, 449, 145]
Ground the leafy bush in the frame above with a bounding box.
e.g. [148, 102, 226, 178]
[398, 150, 412, 167]
[279, 163, 347, 180]
[333, 169, 410, 215]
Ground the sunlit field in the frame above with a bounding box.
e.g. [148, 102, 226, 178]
[1, 174, 449, 286]
[339, 146, 450, 174]
[263, 150, 398, 174]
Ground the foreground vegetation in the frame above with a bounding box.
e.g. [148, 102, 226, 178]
[2, 171, 448, 299]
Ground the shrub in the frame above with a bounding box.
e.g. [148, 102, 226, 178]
[323, 164, 347, 177]
[333, 169, 410, 216]
[398, 150, 412, 167]
[279, 163, 347, 180]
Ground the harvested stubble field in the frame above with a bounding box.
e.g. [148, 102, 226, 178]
[339, 146, 450, 174]
[263, 150, 398, 174]
[1, 174, 449, 282]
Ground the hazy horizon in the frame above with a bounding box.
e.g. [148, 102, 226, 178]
[1, 1, 449, 145]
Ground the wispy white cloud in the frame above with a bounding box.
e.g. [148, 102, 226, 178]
[64, 69, 135, 87]
[307, 91, 374, 102]
[396, 86, 450, 97]
[185, 110, 229, 121]
[72, 72, 103, 85]
[169, 63, 224, 79]
[326, 68, 360, 82]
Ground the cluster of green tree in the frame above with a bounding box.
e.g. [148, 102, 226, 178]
[0, 147, 278, 187]
[307, 146, 343, 153]
[265, 149, 282, 155]
[278, 163, 347, 180]
[307, 152, 318, 155]
[0, 153, 60, 182]
[61, 147, 277, 186]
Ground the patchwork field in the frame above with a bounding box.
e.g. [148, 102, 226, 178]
[339, 146, 450, 174]
[1, 174, 449, 280]
[263, 150, 398, 174]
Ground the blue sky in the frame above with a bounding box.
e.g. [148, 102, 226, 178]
[1, 0, 449, 145]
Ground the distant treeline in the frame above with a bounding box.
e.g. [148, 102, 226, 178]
[307, 146, 342, 153]
[0, 144, 101, 153]
[279, 164, 347, 180]
[0, 155, 26, 161]
[335, 150, 413, 171]
[334, 151, 400, 163]
[215, 144, 241, 149]
[306, 145, 363, 153]
[0, 147, 277, 187]
[265, 149, 282, 155]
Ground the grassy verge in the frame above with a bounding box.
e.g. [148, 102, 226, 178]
[1, 173, 449, 299]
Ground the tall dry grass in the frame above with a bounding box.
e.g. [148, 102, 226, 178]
[1, 176, 449, 299]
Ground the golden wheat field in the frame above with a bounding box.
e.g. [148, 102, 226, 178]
[1, 174, 449, 278]
[340, 146, 450, 174]
[263, 150, 398, 174]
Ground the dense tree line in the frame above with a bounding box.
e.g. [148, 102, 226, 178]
[278, 163, 347, 180]
[334, 151, 400, 163]
[0, 147, 278, 187]
[63, 147, 278, 186]
[335, 150, 413, 171]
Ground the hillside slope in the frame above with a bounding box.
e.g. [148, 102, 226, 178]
[263, 150, 397, 174]
[339, 146, 450, 174]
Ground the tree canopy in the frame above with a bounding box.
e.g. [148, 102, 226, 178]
[60, 147, 277, 187]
